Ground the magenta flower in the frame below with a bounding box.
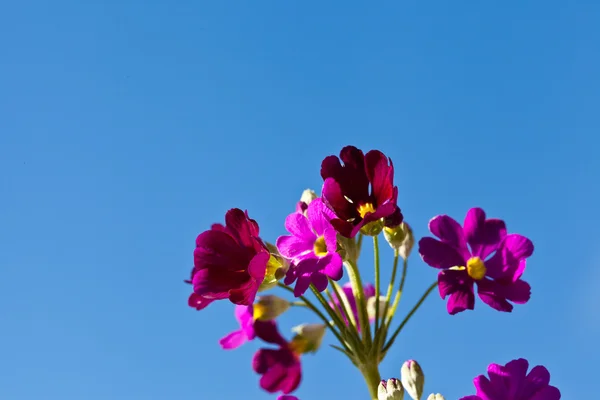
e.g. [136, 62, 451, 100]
[320, 145, 402, 238]
[418, 207, 533, 314]
[218, 305, 257, 349]
[459, 358, 561, 400]
[252, 320, 302, 395]
[187, 292, 214, 310]
[278, 396, 299, 400]
[330, 282, 375, 331]
[276, 198, 343, 296]
[190, 209, 270, 306]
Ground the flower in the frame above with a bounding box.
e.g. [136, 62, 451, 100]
[190, 209, 270, 306]
[401, 360, 425, 400]
[253, 295, 291, 321]
[378, 378, 405, 400]
[418, 207, 533, 314]
[276, 198, 343, 296]
[320, 145, 402, 238]
[252, 321, 302, 395]
[278, 396, 299, 400]
[383, 222, 414, 260]
[459, 358, 561, 400]
[219, 305, 256, 350]
[330, 282, 375, 331]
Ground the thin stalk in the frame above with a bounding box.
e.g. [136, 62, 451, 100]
[382, 281, 438, 354]
[384, 257, 408, 331]
[371, 249, 399, 356]
[356, 233, 363, 258]
[345, 259, 372, 347]
[328, 278, 362, 348]
[359, 360, 382, 400]
[277, 282, 350, 352]
[373, 235, 381, 334]
[309, 284, 363, 354]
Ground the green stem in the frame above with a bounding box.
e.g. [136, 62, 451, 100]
[309, 284, 362, 354]
[372, 249, 399, 357]
[359, 360, 382, 400]
[373, 235, 381, 333]
[328, 278, 358, 332]
[290, 301, 308, 307]
[382, 281, 438, 354]
[356, 233, 363, 258]
[385, 257, 408, 330]
[277, 282, 350, 352]
[345, 259, 372, 347]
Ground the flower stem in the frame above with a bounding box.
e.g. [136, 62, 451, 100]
[371, 249, 399, 357]
[359, 360, 381, 400]
[383, 257, 408, 333]
[309, 284, 363, 354]
[277, 282, 351, 352]
[344, 259, 372, 347]
[373, 235, 381, 333]
[382, 280, 438, 355]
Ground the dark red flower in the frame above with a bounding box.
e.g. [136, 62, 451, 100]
[320, 146, 402, 238]
[189, 208, 270, 307]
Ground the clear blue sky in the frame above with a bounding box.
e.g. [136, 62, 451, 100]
[1, 1, 599, 399]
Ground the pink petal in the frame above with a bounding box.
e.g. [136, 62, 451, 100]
[418, 237, 466, 269]
[429, 214, 468, 255]
[219, 330, 247, 350]
[463, 207, 507, 259]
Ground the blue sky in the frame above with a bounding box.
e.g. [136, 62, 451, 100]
[1, 1, 599, 399]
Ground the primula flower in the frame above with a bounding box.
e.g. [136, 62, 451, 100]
[218, 305, 256, 350]
[190, 208, 270, 306]
[252, 320, 302, 395]
[330, 282, 375, 331]
[418, 207, 533, 314]
[459, 358, 561, 400]
[276, 198, 343, 296]
[320, 145, 402, 238]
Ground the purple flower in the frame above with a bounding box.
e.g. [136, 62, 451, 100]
[418, 207, 533, 314]
[459, 358, 561, 400]
[218, 305, 256, 350]
[320, 145, 402, 238]
[330, 282, 375, 331]
[278, 396, 299, 400]
[276, 198, 343, 296]
[252, 320, 302, 395]
[190, 209, 270, 307]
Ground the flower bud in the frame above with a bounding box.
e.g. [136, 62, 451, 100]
[337, 234, 358, 262]
[367, 295, 389, 320]
[253, 295, 290, 321]
[401, 360, 425, 400]
[360, 218, 384, 236]
[289, 323, 326, 354]
[426, 394, 444, 400]
[383, 222, 414, 260]
[378, 378, 404, 400]
[296, 189, 317, 215]
[259, 244, 290, 291]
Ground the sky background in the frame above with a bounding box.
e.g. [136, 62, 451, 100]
[1, 1, 599, 399]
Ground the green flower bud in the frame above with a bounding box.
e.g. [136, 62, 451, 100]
[401, 359, 425, 400]
[367, 295, 390, 320]
[383, 222, 414, 260]
[378, 378, 404, 400]
[289, 323, 326, 354]
[253, 295, 290, 321]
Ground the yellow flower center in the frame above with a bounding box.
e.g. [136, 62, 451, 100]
[313, 236, 328, 257]
[466, 256, 486, 280]
[357, 202, 376, 218]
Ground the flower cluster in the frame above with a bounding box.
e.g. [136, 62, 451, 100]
[184, 145, 560, 399]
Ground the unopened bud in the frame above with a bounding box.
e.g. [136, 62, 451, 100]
[360, 218, 384, 236]
[296, 189, 318, 215]
[426, 394, 444, 400]
[260, 244, 290, 291]
[401, 359, 424, 400]
[383, 222, 414, 260]
[253, 295, 290, 321]
[289, 323, 326, 354]
[367, 295, 389, 320]
[378, 378, 404, 400]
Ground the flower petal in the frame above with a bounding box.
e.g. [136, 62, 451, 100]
[438, 269, 470, 299]
[224, 208, 260, 248]
[322, 178, 355, 222]
[418, 237, 466, 269]
[307, 198, 335, 236]
[530, 386, 561, 400]
[284, 213, 316, 242]
[276, 235, 314, 261]
[365, 149, 395, 207]
[311, 272, 329, 292]
[254, 320, 287, 346]
[194, 230, 250, 271]
[219, 329, 248, 350]
[463, 208, 507, 259]
[323, 253, 343, 281]
[192, 268, 245, 298]
[429, 215, 468, 254]
[446, 286, 475, 314]
[522, 365, 551, 398]
[476, 279, 513, 312]
[187, 293, 214, 310]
